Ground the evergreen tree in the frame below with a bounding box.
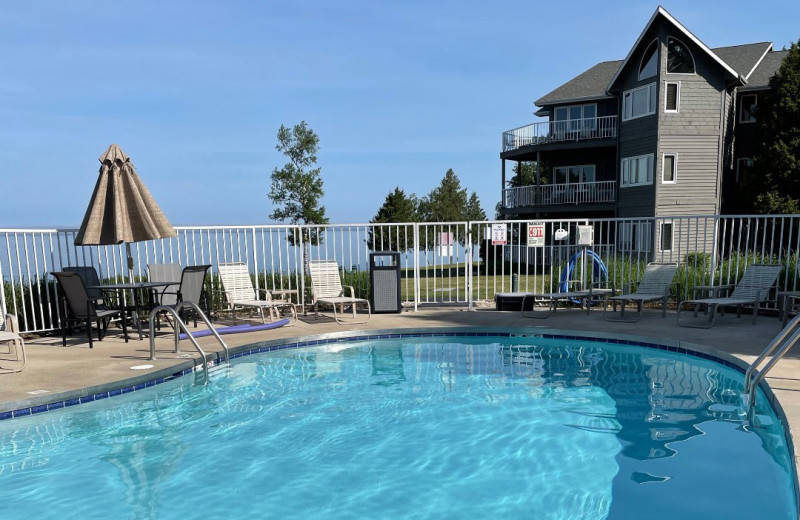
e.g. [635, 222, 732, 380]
[368, 187, 418, 251]
[418, 169, 485, 249]
[268, 121, 329, 271]
[744, 41, 800, 213]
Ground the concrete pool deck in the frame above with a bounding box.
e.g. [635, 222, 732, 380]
[3, 306, 800, 466]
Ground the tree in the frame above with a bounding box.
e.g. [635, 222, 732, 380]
[418, 169, 485, 249]
[268, 121, 329, 271]
[743, 41, 800, 213]
[367, 187, 419, 251]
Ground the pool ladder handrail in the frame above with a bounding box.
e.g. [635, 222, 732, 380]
[744, 312, 800, 407]
[147, 302, 231, 385]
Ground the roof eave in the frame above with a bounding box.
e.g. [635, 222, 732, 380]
[534, 94, 616, 108]
[607, 6, 740, 91]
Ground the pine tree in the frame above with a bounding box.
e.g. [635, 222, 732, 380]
[368, 187, 418, 251]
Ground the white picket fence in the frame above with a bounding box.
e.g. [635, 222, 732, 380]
[3, 215, 800, 332]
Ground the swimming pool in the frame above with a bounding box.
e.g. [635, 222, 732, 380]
[0, 332, 796, 519]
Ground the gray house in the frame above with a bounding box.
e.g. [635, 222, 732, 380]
[500, 6, 787, 251]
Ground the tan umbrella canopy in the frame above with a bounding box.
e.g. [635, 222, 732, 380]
[75, 144, 176, 277]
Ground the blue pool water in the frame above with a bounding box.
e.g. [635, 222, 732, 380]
[0, 336, 796, 519]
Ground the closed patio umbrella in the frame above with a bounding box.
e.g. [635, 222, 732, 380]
[74, 143, 176, 280]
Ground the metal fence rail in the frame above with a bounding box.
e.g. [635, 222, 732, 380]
[4, 214, 800, 333]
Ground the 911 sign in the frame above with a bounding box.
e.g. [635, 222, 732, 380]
[527, 222, 545, 247]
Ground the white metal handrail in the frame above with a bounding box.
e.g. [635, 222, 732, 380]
[148, 301, 230, 384]
[503, 181, 616, 207]
[502, 115, 617, 151]
[744, 312, 800, 408]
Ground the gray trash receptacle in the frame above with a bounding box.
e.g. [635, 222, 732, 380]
[370, 252, 401, 313]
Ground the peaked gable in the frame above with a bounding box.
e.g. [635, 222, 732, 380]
[607, 6, 741, 91]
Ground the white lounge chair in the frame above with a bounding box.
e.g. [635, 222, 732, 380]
[604, 262, 679, 322]
[0, 314, 26, 373]
[218, 262, 297, 325]
[309, 260, 371, 324]
[677, 264, 781, 328]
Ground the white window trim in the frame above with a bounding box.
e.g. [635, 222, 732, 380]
[739, 94, 758, 124]
[622, 82, 657, 121]
[621, 154, 654, 188]
[664, 81, 680, 113]
[552, 164, 596, 184]
[662, 153, 677, 184]
[736, 157, 753, 182]
[660, 222, 674, 252]
[665, 36, 697, 76]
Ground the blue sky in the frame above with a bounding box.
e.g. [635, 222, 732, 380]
[1, 1, 798, 228]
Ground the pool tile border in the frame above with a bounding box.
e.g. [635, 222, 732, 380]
[0, 326, 763, 421]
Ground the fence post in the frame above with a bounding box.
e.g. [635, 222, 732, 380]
[467, 221, 473, 311]
[414, 223, 419, 312]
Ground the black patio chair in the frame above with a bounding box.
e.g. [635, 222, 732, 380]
[156, 265, 211, 327]
[64, 265, 106, 307]
[51, 271, 126, 348]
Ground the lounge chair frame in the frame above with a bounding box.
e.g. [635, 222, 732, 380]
[309, 260, 371, 324]
[677, 264, 781, 328]
[218, 262, 297, 325]
[0, 314, 26, 373]
[521, 281, 614, 319]
[604, 262, 679, 322]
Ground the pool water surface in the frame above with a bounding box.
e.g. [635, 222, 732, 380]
[0, 335, 795, 519]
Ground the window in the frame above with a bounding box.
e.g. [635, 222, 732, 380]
[662, 154, 677, 183]
[554, 104, 598, 134]
[665, 82, 680, 112]
[736, 157, 753, 182]
[667, 37, 694, 74]
[639, 40, 658, 80]
[623, 83, 657, 121]
[740, 94, 757, 123]
[620, 222, 652, 252]
[553, 165, 595, 185]
[660, 223, 674, 252]
[621, 154, 654, 187]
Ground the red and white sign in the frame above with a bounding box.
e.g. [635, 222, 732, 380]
[527, 222, 545, 247]
[491, 223, 507, 245]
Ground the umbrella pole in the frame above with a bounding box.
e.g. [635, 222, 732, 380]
[126, 243, 135, 282]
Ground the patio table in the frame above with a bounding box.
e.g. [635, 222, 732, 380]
[89, 281, 175, 341]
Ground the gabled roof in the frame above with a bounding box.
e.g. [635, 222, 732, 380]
[741, 49, 788, 90]
[712, 42, 772, 80]
[534, 61, 621, 106]
[607, 6, 740, 91]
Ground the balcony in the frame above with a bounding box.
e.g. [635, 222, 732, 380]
[502, 116, 617, 152]
[503, 180, 616, 208]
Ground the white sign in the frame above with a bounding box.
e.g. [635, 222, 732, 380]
[527, 222, 545, 247]
[491, 223, 507, 245]
[577, 225, 594, 246]
[554, 228, 569, 241]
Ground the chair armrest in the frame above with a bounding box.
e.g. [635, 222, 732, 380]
[256, 288, 274, 301]
[343, 285, 356, 298]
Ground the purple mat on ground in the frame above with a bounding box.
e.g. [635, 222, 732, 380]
[178, 318, 290, 340]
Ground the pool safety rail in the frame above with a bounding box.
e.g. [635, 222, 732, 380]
[148, 301, 230, 385]
[6, 214, 800, 333]
[744, 312, 800, 408]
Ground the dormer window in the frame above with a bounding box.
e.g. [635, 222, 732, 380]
[667, 37, 695, 74]
[639, 40, 658, 80]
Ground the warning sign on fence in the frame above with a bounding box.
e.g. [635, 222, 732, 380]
[491, 223, 507, 245]
[527, 222, 545, 247]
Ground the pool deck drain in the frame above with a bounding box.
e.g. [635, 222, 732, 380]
[2, 307, 800, 469]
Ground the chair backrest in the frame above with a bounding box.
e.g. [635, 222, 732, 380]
[730, 264, 782, 301]
[635, 262, 679, 295]
[64, 266, 103, 302]
[177, 265, 210, 305]
[51, 271, 96, 317]
[148, 263, 182, 305]
[218, 262, 258, 303]
[309, 260, 344, 300]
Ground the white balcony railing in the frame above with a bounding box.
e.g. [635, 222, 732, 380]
[502, 115, 617, 152]
[503, 180, 616, 208]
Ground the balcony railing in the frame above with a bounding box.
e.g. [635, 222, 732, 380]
[502, 115, 617, 152]
[503, 180, 616, 208]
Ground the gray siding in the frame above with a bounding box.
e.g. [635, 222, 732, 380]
[656, 29, 728, 218]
